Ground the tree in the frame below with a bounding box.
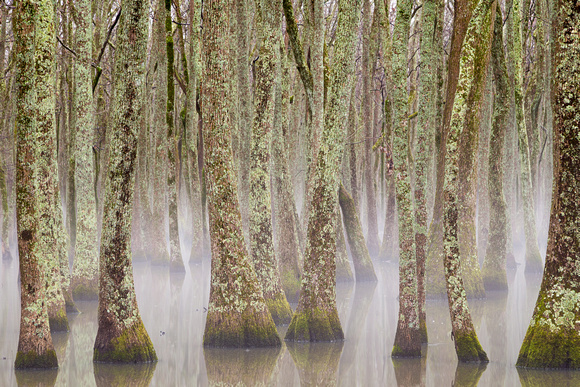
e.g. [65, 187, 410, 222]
[93, 0, 157, 363]
[71, 0, 99, 301]
[283, 0, 361, 342]
[13, 0, 58, 369]
[516, 0, 580, 367]
[201, 0, 280, 348]
[481, 8, 510, 291]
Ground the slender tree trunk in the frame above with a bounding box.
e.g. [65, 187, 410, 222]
[339, 184, 377, 282]
[335, 210, 354, 283]
[482, 9, 510, 291]
[391, 0, 421, 357]
[93, 0, 157, 363]
[71, 0, 99, 301]
[14, 0, 58, 368]
[202, 0, 280, 347]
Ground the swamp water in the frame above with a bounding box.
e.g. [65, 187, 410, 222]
[1, 251, 580, 386]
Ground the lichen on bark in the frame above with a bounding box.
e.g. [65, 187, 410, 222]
[93, 0, 157, 364]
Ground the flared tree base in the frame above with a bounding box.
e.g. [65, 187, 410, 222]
[15, 349, 58, 369]
[524, 250, 544, 274]
[64, 290, 79, 313]
[392, 326, 422, 358]
[482, 269, 508, 292]
[71, 280, 99, 301]
[265, 292, 293, 325]
[419, 318, 428, 344]
[454, 330, 489, 363]
[281, 270, 301, 303]
[169, 258, 186, 273]
[285, 307, 344, 342]
[94, 320, 157, 363]
[203, 308, 281, 347]
[353, 265, 378, 282]
[49, 308, 69, 332]
[517, 325, 580, 368]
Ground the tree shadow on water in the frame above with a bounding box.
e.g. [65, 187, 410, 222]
[286, 341, 344, 386]
[392, 347, 427, 387]
[203, 346, 281, 386]
[14, 369, 58, 387]
[93, 362, 156, 387]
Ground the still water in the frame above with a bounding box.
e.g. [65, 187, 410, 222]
[1, 251, 580, 386]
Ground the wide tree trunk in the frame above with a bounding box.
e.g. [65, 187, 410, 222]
[516, 0, 580, 367]
[14, 0, 58, 368]
[93, 0, 157, 363]
[201, 0, 280, 347]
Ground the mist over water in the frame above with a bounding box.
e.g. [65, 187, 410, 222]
[2, 248, 580, 386]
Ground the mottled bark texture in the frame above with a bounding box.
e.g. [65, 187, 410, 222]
[0, 5, 10, 261]
[415, 0, 443, 340]
[482, 9, 509, 291]
[248, 0, 292, 325]
[148, 0, 170, 264]
[187, 0, 203, 263]
[339, 184, 377, 282]
[14, 0, 58, 368]
[443, 0, 494, 363]
[362, 0, 380, 257]
[93, 0, 157, 363]
[285, 0, 360, 342]
[164, 0, 184, 272]
[273, 44, 303, 302]
[391, 0, 421, 357]
[516, 0, 580, 368]
[201, 0, 280, 347]
[511, 0, 544, 274]
[71, 0, 99, 301]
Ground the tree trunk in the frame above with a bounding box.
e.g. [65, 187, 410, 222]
[391, 0, 421, 357]
[284, 0, 360, 342]
[482, 9, 510, 291]
[71, 0, 99, 301]
[93, 0, 157, 363]
[339, 184, 377, 282]
[201, 0, 280, 347]
[14, 0, 58, 368]
[517, 0, 580, 366]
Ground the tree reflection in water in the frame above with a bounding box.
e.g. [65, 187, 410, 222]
[286, 342, 344, 386]
[203, 347, 281, 386]
[14, 369, 58, 387]
[93, 362, 156, 387]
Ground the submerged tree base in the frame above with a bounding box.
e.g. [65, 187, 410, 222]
[265, 292, 293, 325]
[392, 326, 422, 358]
[455, 331, 489, 363]
[517, 325, 580, 368]
[524, 251, 544, 274]
[93, 320, 157, 363]
[482, 270, 508, 292]
[285, 308, 344, 342]
[169, 259, 186, 273]
[204, 309, 281, 347]
[49, 308, 70, 332]
[15, 349, 58, 369]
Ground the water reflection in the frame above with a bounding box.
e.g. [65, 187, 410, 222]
[452, 363, 487, 386]
[93, 362, 156, 387]
[204, 347, 281, 386]
[518, 368, 580, 387]
[287, 342, 344, 386]
[392, 355, 427, 387]
[14, 369, 58, 387]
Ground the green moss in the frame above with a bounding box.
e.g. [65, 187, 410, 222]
[93, 321, 157, 363]
[49, 308, 70, 332]
[419, 317, 428, 344]
[517, 324, 580, 368]
[455, 331, 489, 363]
[72, 283, 99, 301]
[281, 270, 301, 303]
[285, 307, 344, 342]
[204, 309, 281, 348]
[15, 349, 58, 369]
[265, 292, 292, 325]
